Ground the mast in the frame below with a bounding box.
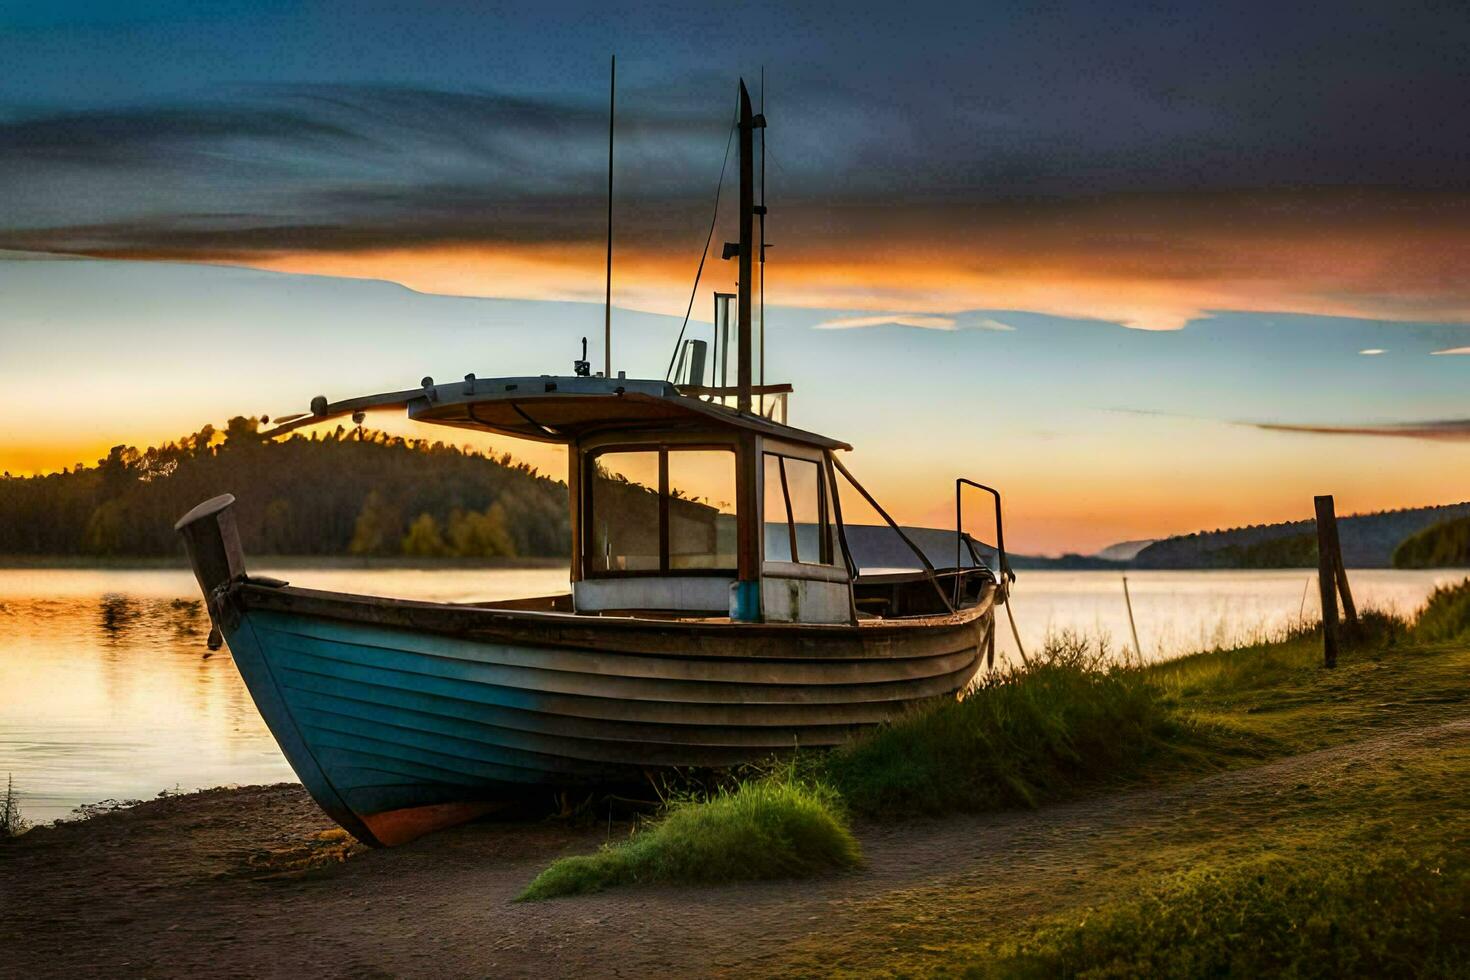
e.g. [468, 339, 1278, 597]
[758, 68, 766, 417]
[604, 55, 615, 379]
[735, 79, 764, 413]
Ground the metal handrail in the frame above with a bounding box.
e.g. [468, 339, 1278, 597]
[955, 478, 1014, 608]
[831, 455, 955, 614]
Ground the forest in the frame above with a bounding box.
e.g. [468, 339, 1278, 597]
[0, 418, 570, 558]
[1393, 514, 1470, 568]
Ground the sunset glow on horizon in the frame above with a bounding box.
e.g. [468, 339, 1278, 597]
[5, 250, 1469, 555]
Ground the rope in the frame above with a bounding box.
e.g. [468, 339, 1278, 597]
[664, 111, 739, 381]
[1003, 586, 1029, 665]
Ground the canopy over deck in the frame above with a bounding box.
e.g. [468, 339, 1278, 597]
[264, 375, 848, 451]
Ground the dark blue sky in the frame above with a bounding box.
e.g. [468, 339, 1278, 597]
[4, 1, 1467, 243]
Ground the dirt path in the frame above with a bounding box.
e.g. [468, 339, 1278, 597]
[3, 717, 1466, 979]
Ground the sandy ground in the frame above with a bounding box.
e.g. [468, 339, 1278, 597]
[3, 718, 1466, 979]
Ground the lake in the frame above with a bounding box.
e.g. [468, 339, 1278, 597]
[2, 565, 1465, 825]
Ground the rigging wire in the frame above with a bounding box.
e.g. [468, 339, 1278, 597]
[664, 108, 739, 382]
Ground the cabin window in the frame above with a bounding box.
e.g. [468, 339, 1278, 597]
[668, 450, 738, 569]
[588, 450, 661, 572]
[762, 453, 833, 565]
[585, 446, 737, 574]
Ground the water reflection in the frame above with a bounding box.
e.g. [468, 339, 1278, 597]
[98, 593, 135, 635]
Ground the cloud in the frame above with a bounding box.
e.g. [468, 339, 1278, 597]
[1249, 419, 1470, 441]
[3, 83, 1470, 329]
[1432, 346, 1470, 355]
[811, 313, 1022, 332]
[1359, 348, 1386, 355]
[1123, 406, 1470, 443]
[814, 313, 957, 330]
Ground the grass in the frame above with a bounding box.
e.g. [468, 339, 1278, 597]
[966, 844, 1468, 979]
[517, 778, 862, 901]
[773, 737, 1470, 978]
[1415, 577, 1470, 643]
[1147, 609, 1402, 708]
[2, 774, 28, 839]
[824, 632, 1262, 820]
[946, 740, 1470, 980]
[1149, 598, 1468, 753]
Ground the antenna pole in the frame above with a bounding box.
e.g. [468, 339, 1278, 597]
[604, 55, 615, 378]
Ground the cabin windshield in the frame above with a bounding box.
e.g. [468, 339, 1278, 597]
[586, 446, 737, 574]
[762, 451, 835, 565]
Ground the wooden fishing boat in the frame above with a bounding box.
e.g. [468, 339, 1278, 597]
[175, 79, 1015, 846]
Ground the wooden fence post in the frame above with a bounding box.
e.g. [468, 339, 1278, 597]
[1314, 495, 1342, 668]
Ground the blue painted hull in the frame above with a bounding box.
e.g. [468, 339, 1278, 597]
[221, 587, 992, 845]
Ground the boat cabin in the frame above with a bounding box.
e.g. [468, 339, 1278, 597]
[265, 373, 998, 626]
[566, 389, 848, 623]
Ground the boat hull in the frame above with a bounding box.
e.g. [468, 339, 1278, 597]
[221, 584, 993, 845]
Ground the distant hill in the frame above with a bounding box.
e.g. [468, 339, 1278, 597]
[0, 418, 570, 559]
[1132, 501, 1470, 569]
[1094, 539, 1156, 562]
[1009, 553, 1127, 571]
[1393, 515, 1470, 568]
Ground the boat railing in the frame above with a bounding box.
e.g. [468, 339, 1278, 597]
[955, 478, 1014, 608]
[830, 456, 955, 614]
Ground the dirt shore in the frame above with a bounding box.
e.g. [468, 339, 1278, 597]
[3, 717, 1464, 979]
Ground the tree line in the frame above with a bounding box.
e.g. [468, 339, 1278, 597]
[0, 418, 570, 558]
[1393, 515, 1470, 569]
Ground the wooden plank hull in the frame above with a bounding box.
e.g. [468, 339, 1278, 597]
[221, 584, 994, 845]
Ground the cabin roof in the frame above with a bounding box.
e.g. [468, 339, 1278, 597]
[263, 375, 851, 450]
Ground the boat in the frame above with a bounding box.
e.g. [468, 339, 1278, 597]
[175, 79, 1015, 846]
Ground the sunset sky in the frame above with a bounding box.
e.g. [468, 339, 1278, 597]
[2, 1, 1468, 554]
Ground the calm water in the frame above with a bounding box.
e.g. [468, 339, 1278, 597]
[2, 565, 1465, 824]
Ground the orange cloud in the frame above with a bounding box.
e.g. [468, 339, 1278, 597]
[186, 189, 1470, 331]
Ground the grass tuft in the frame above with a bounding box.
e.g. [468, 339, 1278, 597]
[823, 631, 1259, 820]
[1414, 577, 1470, 644]
[517, 779, 861, 901]
[965, 843, 1469, 979]
[2, 774, 29, 839]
